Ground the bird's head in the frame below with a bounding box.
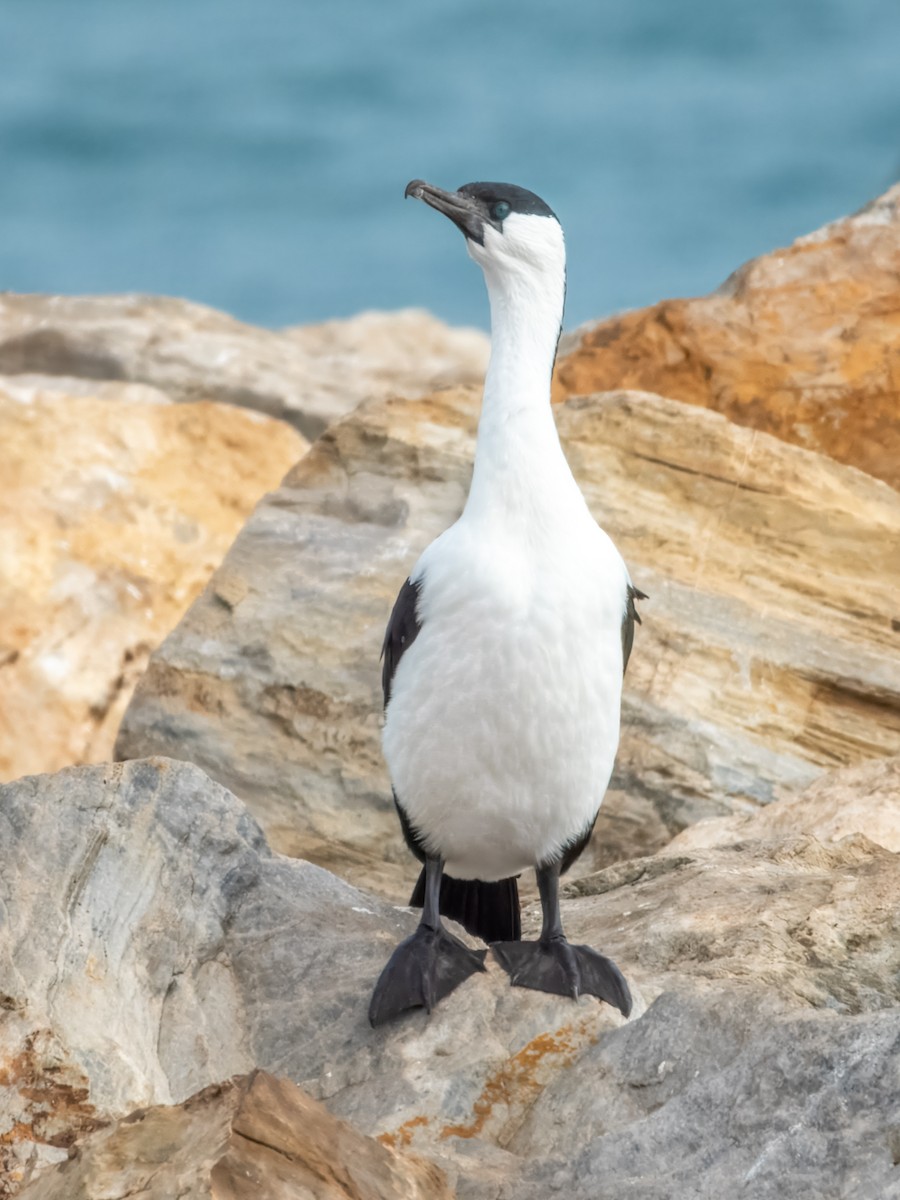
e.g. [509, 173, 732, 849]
[405, 179, 565, 299]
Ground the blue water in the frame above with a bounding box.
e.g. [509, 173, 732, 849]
[1, 0, 898, 331]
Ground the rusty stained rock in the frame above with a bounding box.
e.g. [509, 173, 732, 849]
[0, 295, 488, 441]
[0, 380, 307, 783]
[16, 1071, 452, 1200]
[114, 385, 900, 888]
[0, 1020, 101, 1198]
[553, 183, 900, 489]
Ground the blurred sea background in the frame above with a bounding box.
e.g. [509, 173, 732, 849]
[1, 0, 898, 331]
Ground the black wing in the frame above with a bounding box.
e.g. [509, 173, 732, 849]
[621, 583, 647, 675]
[381, 576, 423, 707]
[561, 583, 647, 876]
[381, 577, 430, 868]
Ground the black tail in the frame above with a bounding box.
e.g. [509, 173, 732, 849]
[410, 870, 521, 943]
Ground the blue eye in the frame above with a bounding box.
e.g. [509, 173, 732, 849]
[491, 200, 511, 221]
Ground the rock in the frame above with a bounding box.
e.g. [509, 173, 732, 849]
[0, 756, 623, 1189]
[1, 757, 898, 1198]
[0, 757, 388, 1189]
[561, 833, 899, 1014]
[0, 296, 489, 441]
[553, 183, 900, 490]
[115, 385, 900, 886]
[0, 380, 305, 783]
[0, 374, 175, 406]
[283, 307, 490, 399]
[16, 1071, 451, 1200]
[508, 990, 900, 1200]
[668, 754, 900, 854]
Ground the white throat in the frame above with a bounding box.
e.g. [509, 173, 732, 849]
[463, 215, 576, 529]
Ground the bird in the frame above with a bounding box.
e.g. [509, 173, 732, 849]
[368, 179, 644, 1027]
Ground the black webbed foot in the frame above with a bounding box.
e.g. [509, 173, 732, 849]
[369, 923, 487, 1027]
[491, 937, 632, 1016]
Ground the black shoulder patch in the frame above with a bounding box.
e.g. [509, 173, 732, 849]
[458, 181, 557, 220]
[381, 576, 423, 707]
[622, 583, 647, 675]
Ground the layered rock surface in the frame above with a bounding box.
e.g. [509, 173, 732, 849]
[0, 379, 306, 782]
[16, 1072, 450, 1200]
[283, 307, 490, 404]
[115, 384, 900, 888]
[670, 754, 900, 854]
[0, 296, 489, 440]
[2, 757, 898, 1199]
[554, 182, 900, 489]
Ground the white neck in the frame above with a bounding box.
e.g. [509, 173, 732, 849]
[463, 226, 578, 531]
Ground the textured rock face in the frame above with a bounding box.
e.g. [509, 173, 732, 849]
[554, 183, 900, 489]
[16, 1072, 451, 1200]
[0, 295, 488, 441]
[0, 380, 305, 783]
[1, 758, 898, 1199]
[509, 993, 900, 1200]
[0, 758, 394, 1189]
[115, 385, 900, 885]
[669, 754, 900, 854]
[283, 307, 490, 401]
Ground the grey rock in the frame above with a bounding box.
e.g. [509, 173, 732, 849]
[282, 307, 490, 400]
[510, 992, 900, 1200]
[0, 295, 489, 441]
[0, 757, 625, 1189]
[2, 757, 898, 1198]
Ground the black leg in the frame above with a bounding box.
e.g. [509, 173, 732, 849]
[368, 856, 487, 1027]
[420, 853, 442, 929]
[492, 859, 632, 1017]
[537, 858, 565, 941]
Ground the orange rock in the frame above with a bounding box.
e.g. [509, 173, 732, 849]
[15, 1072, 452, 1200]
[554, 184, 900, 489]
[0, 380, 306, 782]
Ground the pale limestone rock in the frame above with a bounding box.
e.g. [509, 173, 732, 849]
[114, 386, 900, 889]
[0, 373, 173, 405]
[553, 182, 900, 489]
[0, 381, 306, 782]
[1, 758, 898, 1199]
[283, 307, 490, 398]
[0, 295, 488, 440]
[668, 755, 900, 854]
[16, 1072, 451, 1200]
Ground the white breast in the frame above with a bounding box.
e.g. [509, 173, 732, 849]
[382, 506, 629, 881]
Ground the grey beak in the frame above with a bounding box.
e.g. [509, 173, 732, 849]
[405, 179, 485, 244]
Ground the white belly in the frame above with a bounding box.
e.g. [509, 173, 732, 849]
[382, 518, 628, 880]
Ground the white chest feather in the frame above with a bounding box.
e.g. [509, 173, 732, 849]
[382, 501, 629, 881]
